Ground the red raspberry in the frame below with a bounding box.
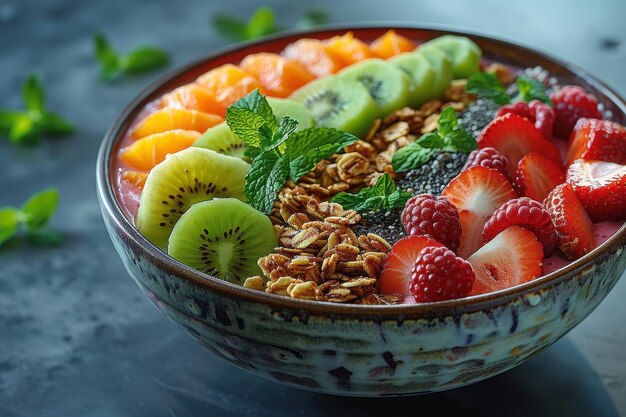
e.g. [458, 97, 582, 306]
[550, 85, 602, 138]
[401, 194, 461, 252]
[409, 246, 475, 302]
[482, 197, 558, 255]
[497, 100, 555, 139]
[463, 147, 509, 179]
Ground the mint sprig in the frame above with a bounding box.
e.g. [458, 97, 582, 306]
[331, 173, 411, 212]
[226, 90, 357, 214]
[466, 72, 552, 105]
[392, 107, 477, 172]
[0, 188, 63, 247]
[0, 74, 74, 145]
[93, 34, 168, 82]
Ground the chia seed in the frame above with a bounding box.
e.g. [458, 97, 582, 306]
[397, 151, 468, 196]
[457, 97, 500, 137]
[355, 209, 406, 244]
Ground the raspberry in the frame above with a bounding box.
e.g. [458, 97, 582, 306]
[401, 194, 461, 251]
[497, 101, 532, 119]
[550, 85, 602, 138]
[409, 246, 475, 302]
[463, 146, 509, 178]
[482, 197, 558, 255]
[497, 100, 555, 139]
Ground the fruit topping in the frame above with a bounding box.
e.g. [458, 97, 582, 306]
[550, 85, 602, 138]
[196, 64, 263, 112]
[324, 31, 374, 67]
[282, 38, 343, 77]
[240, 53, 315, 98]
[378, 235, 443, 296]
[389, 52, 438, 106]
[160, 83, 223, 116]
[370, 29, 417, 59]
[566, 118, 626, 166]
[463, 146, 509, 179]
[131, 108, 223, 139]
[414, 47, 453, 100]
[477, 113, 562, 177]
[566, 159, 626, 222]
[482, 197, 558, 255]
[441, 165, 517, 257]
[120, 129, 201, 171]
[496, 100, 555, 139]
[401, 194, 461, 251]
[543, 183, 596, 260]
[167, 198, 276, 285]
[409, 246, 475, 302]
[193, 123, 247, 159]
[419, 35, 482, 79]
[513, 152, 565, 202]
[467, 226, 544, 295]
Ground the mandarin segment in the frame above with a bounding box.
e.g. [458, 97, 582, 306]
[196, 64, 264, 110]
[370, 30, 417, 59]
[324, 31, 374, 68]
[160, 83, 224, 116]
[282, 38, 343, 77]
[120, 129, 200, 171]
[121, 170, 148, 189]
[131, 108, 223, 139]
[240, 53, 315, 98]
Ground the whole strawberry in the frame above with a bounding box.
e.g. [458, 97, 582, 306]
[551, 85, 602, 138]
[410, 246, 475, 302]
[463, 147, 509, 179]
[401, 194, 461, 252]
[497, 100, 555, 139]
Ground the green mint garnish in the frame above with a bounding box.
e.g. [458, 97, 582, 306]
[0, 74, 74, 145]
[93, 34, 168, 82]
[331, 173, 411, 212]
[466, 72, 552, 106]
[0, 188, 63, 247]
[391, 107, 477, 172]
[296, 8, 330, 30]
[226, 90, 357, 214]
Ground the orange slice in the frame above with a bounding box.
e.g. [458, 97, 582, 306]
[121, 170, 148, 189]
[120, 129, 200, 171]
[240, 53, 315, 98]
[196, 64, 263, 110]
[324, 31, 374, 67]
[131, 108, 223, 139]
[370, 29, 417, 59]
[282, 38, 343, 77]
[160, 83, 224, 116]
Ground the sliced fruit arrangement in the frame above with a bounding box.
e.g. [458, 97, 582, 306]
[419, 35, 481, 79]
[566, 118, 626, 166]
[121, 130, 201, 171]
[196, 64, 264, 115]
[131, 108, 222, 139]
[513, 152, 565, 202]
[370, 30, 417, 59]
[240, 53, 315, 98]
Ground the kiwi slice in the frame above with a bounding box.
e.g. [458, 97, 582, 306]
[414, 47, 454, 100]
[167, 198, 276, 285]
[420, 35, 481, 78]
[336, 58, 411, 117]
[389, 52, 438, 107]
[193, 98, 314, 158]
[290, 76, 378, 138]
[136, 147, 250, 250]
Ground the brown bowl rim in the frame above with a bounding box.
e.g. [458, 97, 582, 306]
[96, 23, 626, 319]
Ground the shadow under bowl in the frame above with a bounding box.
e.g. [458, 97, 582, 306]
[96, 25, 626, 396]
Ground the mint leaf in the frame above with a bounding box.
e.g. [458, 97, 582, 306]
[231, 89, 278, 131]
[244, 7, 280, 40]
[436, 107, 458, 136]
[245, 151, 289, 214]
[22, 74, 45, 114]
[212, 15, 247, 41]
[39, 112, 75, 135]
[446, 129, 477, 152]
[286, 127, 357, 180]
[265, 117, 298, 151]
[466, 72, 510, 105]
[0, 110, 23, 134]
[26, 228, 64, 246]
[515, 75, 553, 105]
[392, 143, 435, 172]
[297, 8, 329, 29]
[226, 107, 272, 148]
[0, 208, 20, 245]
[9, 115, 38, 144]
[93, 34, 120, 81]
[416, 132, 444, 148]
[20, 188, 59, 230]
[331, 173, 411, 211]
[120, 48, 168, 73]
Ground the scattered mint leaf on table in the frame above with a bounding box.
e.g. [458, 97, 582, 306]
[0, 74, 74, 145]
[226, 90, 357, 214]
[0, 188, 62, 247]
[331, 173, 411, 212]
[296, 9, 330, 30]
[466, 72, 552, 105]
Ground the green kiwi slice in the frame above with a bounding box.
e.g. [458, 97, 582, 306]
[420, 35, 481, 78]
[167, 198, 276, 285]
[414, 47, 454, 99]
[193, 98, 314, 158]
[136, 147, 249, 250]
[389, 52, 438, 107]
[336, 58, 411, 117]
[290, 76, 378, 138]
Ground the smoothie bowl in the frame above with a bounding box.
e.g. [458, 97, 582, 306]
[96, 26, 626, 396]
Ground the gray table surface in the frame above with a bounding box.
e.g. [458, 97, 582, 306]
[1, 0, 625, 416]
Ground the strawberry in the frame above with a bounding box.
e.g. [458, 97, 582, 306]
[551, 85, 602, 138]
[566, 118, 626, 166]
[514, 152, 565, 202]
[497, 100, 555, 139]
[378, 235, 444, 296]
[442, 166, 517, 258]
[543, 183, 596, 260]
[467, 226, 544, 295]
[478, 113, 562, 177]
[566, 159, 626, 222]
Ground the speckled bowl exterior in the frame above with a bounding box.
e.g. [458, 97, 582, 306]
[97, 26, 626, 396]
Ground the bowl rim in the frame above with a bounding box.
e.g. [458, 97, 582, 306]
[96, 23, 626, 318]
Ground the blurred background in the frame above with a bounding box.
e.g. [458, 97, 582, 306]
[1, 0, 625, 416]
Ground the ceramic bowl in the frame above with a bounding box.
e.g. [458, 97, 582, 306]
[96, 25, 626, 396]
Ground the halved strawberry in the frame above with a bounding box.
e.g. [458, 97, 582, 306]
[566, 118, 626, 166]
[478, 113, 562, 177]
[566, 159, 626, 222]
[442, 166, 517, 258]
[467, 226, 544, 295]
[514, 152, 565, 202]
[378, 235, 443, 296]
[543, 183, 596, 260]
